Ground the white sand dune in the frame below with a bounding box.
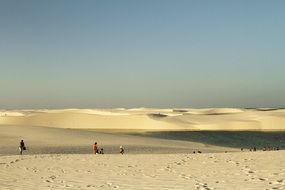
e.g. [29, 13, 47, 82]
[0, 111, 25, 117]
[1, 108, 285, 131]
[1, 108, 284, 189]
[1, 151, 284, 190]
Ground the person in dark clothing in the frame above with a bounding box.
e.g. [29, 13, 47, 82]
[19, 140, 26, 155]
[119, 146, 124, 155]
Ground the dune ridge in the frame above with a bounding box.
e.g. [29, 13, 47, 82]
[1, 108, 285, 131]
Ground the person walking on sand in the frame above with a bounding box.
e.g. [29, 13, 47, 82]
[119, 145, 124, 155]
[19, 140, 26, 155]
[93, 142, 98, 154]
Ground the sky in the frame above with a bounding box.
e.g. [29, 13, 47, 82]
[0, 0, 284, 109]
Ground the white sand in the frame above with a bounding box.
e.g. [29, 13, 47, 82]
[1, 151, 284, 190]
[1, 108, 284, 189]
[1, 108, 285, 130]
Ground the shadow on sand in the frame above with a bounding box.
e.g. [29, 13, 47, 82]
[133, 131, 285, 149]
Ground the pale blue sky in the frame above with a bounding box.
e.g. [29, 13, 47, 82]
[0, 0, 284, 108]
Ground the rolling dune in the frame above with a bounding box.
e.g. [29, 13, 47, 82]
[1, 108, 285, 131]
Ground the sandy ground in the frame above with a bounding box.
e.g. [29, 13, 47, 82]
[0, 125, 231, 155]
[0, 151, 284, 190]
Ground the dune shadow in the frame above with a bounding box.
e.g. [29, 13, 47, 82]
[134, 131, 285, 149]
[148, 113, 168, 118]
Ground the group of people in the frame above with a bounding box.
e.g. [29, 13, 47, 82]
[92, 142, 124, 155]
[92, 142, 104, 154]
[18, 140, 125, 155]
[241, 146, 280, 152]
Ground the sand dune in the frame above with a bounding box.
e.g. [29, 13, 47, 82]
[1, 108, 284, 189]
[1, 108, 285, 131]
[1, 151, 284, 190]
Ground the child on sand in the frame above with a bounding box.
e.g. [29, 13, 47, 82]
[93, 142, 98, 154]
[120, 146, 124, 155]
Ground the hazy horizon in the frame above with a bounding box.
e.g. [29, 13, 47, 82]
[1, 0, 285, 109]
[1, 106, 285, 110]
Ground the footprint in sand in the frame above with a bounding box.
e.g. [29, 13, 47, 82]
[227, 160, 240, 166]
[142, 173, 157, 178]
[242, 166, 255, 176]
[271, 179, 285, 185]
[195, 180, 214, 190]
[43, 175, 58, 183]
[49, 175, 57, 180]
[165, 165, 171, 170]
[86, 184, 99, 188]
[118, 172, 127, 176]
[179, 173, 192, 180]
[105, 182, 119, 188]
[9, 159, 20, 164]
[259, 178, 268, 181]
[226, 159, 232, 163]
[270, 187, 281, 190]
[195, 183, 214, 190]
